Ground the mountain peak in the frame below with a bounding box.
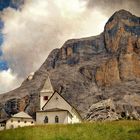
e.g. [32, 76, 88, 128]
[107, 9, 139, 24]
[113, 9, 133, 17]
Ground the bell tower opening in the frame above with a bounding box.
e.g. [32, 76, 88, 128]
[44, 96, 48, 100]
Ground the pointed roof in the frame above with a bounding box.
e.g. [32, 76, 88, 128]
[12, 112, 32, 119]
[0, 118, 8, 123]
[41, 76, 54, 93]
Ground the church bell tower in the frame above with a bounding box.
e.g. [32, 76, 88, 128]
[40, 76, 54, 110]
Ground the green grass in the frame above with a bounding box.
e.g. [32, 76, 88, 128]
[0, 121, 140, 140]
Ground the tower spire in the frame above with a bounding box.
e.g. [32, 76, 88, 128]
[41, 76, 54, 93]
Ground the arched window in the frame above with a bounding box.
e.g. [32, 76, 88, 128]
[44, 116, 48, 123]
[55, 116, 59, 123]
[11, 125, 14, 129]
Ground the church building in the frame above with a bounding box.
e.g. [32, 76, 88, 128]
[36, 76, 82, 124]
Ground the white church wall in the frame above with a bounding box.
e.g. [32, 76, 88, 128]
[71, 109, 82, 123]
[36, 111, 68, 124]
[72, 113, 81, 123]
[6, 118, 35, 129]
[43, 92, 82, 123]
[67, 114, 72, 124]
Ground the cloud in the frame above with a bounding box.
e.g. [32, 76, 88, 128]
[0, 69, 22, 93]
[1, 0, 107, 78]
[86, 0, 140, 16]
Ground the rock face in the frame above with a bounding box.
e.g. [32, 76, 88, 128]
[86, 99, 119, 121]
[0, 10, 140, 121]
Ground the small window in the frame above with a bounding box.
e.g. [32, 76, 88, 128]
[18, 120, 20, 123]
[55, 116, 59, 123]
[24, 121, 27, 123]
[44, 116, 48, 123]
[44, 96, 48, 100]
[2, 124, 5, 127]
[31, 121, 34, 124]
[11, 119, 13, 123]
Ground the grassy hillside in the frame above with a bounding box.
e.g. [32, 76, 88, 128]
[0, 121, 140, 140]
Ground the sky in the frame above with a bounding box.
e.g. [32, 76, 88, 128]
[0, 0, 139, 94]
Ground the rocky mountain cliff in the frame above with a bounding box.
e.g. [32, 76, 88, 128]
[0, 10, 140, 121]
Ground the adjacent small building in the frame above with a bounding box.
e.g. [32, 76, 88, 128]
[6, 112, 35, 129]
[0, 119, 7, 131]
[36, 76, 82, 124]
